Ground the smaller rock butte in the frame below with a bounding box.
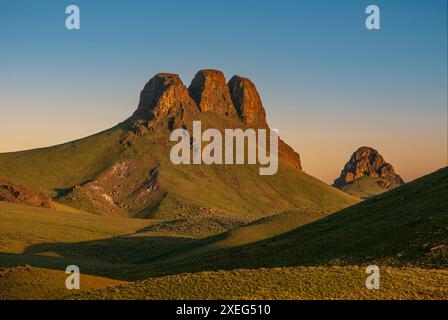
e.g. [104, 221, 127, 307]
[130, 69, 302, 171]
[333, 146, 404, 189]
[0, 178, 54, 208]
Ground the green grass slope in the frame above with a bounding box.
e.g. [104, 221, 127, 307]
[203, 210, 331, 250]
[135, 209, 332, 264]
[0, 168, 446, 299]
[0, 265, 123, 300]
[0, 202, 150, 254]
[0, 114, 358, 219]
[138, 167, 448, 276]
[0, 204, 332, 281]
[0, 202, 198, 278]
[339, 176, 387, 199]
[0, 125, 129, 197]
[71, 266, 448, 300]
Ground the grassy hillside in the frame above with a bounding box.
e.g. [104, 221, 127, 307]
[0, 168, 446, 299]
[339, 176, 387, 199]
[136, 209, 332, 264]
[0, 202, 198, 278]
[2, 167, 445, 281]
[0, 203, 333, 280]
[0, 114, 358, 219]
[136, 167, 448, 277]
[70, 266, 448, 300]
[201, 210, 330, 250]
[3, 265, 446, 300]
[0, 125, 129, 197]
[0, 202, 150, 254]
[0, 265, 123, 300]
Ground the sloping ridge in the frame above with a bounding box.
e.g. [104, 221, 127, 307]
[0, 69, 356, 218]
[140, 167, 447, 276]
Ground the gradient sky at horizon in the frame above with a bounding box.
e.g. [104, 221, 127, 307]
[0, 0, 447, 184]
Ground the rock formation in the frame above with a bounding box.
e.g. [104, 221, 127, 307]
[130, 69, 302, 171]
[227, 75, 268, 128]
[228, 75, 301, 170]
[277, 138, 302, 171]
[0, 178, 53, 208]
[334, 146, 404, 190]
[188, 70, 237, 116]
[132, 73, 199, 129]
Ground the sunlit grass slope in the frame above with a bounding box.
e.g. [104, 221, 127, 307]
[0, 202, 150, 254]
[0, 202, 196, 276]
[0, 126, 129, 197]
[70, 266, 448, 300]
[0, 265, 123, 300]
[0, 203, 331, 278]
[339, 176, 388, 199]
[0, 114, 358, 219]
[139, 167, 448, 276]
[135, 209, 332, 264]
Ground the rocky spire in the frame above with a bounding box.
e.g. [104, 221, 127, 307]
[188, 69, 237, 116]
[334, 146, 404, 189]
[132, 73, 199, 129]
[227, 75, 268, 128]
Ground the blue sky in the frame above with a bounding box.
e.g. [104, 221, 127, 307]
[0, 0, 446, 183]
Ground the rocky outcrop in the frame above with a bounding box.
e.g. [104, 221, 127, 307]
[188, 70, 237, 116]
[277, 138, 302, 171]
[0, 179, 53, 208]
[334, 146, 404, 189]
[228, 75, 301, 170]
[63, 160, 164, 217]
[129, 70, 302, 171]
[132, 73, 199, 129]
[228, 75, 268, 128]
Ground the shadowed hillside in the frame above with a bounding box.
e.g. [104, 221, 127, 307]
[0, 265, 123, 300]
[133, 167, 447, 277]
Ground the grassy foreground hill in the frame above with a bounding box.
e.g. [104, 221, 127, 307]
[132, 167, 448, 277]
[0, 266, 123, 300]
[2, 264, 446, 300]
[70, 266, 448, 300]
[0, 203, 334, 279]
[0, 167, 446, 299]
